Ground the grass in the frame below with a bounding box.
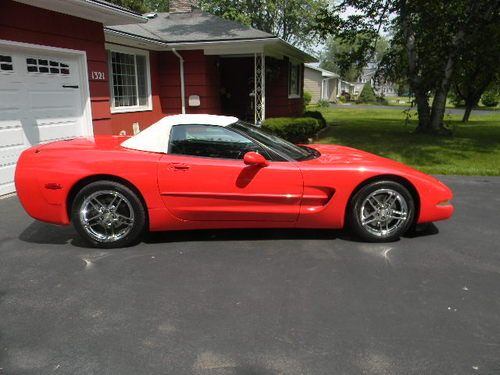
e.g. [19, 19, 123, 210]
[314, 107, 500, 175]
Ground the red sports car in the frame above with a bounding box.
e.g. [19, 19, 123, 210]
[15, 114, 453, 248]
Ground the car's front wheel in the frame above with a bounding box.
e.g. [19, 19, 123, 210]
[71, 181, 146, 248]
[349, 180, 415, 242]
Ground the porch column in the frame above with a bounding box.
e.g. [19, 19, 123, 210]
[254, 52, 265, 125]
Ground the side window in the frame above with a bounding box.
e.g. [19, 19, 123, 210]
[169, 125, 265, 160]
[0, 55, 14, 72]
[26, 58, 70, 75]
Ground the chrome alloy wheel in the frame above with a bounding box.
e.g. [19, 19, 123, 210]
[79, 190, 135, 243]
[359, 188, 409, 238]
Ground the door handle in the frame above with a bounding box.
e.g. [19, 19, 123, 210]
[168, 163, 190, 171]
[62, 85, 79, 89]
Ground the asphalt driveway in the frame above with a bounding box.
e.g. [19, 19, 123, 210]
[1, 176, 499, 375]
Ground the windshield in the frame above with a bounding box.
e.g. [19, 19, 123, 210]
[230, 121, 318, 161]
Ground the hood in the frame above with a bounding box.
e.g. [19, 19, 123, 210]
[306, 144, 406, 166]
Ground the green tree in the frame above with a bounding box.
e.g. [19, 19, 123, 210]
[107, 0, 169, 13]
[320, 35, 389, 81]
[198, 0, 328, 49]
[315, 0, 500, 135]
[452, 10, 500, 121]
[357, 82, 377, 103]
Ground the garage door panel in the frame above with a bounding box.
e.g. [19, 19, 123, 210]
[37, 120, 79, 142]
[0, 44, 91, 195]
[0, 145, 25, 195]
[0, 124, 24, 148]
[0, 88, 23, 112]
[29, 90, 79, 109]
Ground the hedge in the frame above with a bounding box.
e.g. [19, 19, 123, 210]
[303, 110, 327, 128]
[262, 117, 321, 143]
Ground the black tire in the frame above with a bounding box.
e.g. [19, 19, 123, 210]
[71, 180, 146, 248]
[348, 180, 415, 242]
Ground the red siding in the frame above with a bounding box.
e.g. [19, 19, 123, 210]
[159, 50, 221, 116]
[1, 0, 113, 133]
[266, 57, 304, 118]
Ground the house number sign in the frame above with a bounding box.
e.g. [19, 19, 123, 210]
[91, 71, 106, 80]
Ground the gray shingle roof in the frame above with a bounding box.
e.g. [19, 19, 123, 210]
[108, 10, 276, 43]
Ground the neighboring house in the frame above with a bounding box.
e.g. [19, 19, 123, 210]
[339, 80, 355, 97]
[354, 62, 397, 97]
[0, 0, 315, 195]
[304, 63, 339, 103]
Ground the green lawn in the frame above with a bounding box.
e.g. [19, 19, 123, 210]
[383, 96, 499, 110]
[315, 107, 500, 175]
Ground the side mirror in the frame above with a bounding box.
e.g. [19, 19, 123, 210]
[243, 151, 269, 167]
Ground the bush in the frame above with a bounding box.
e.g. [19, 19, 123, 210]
[481, 90, 499, 107]
[376, 95, 389, 105]
[338, 95, 347, 103]
[317, 99, 330, 108]
[303, 91, 312, 107]
[304, 110, 327, 128]
[449, 91, 465, 107]
[357, 83, 377, 104]
[262, 117, 321, 143]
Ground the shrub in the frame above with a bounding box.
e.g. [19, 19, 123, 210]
[376, 95, 389, 105]
[317, 99, 330, 108]
[303, 91, 312, 107]
[449, 91, 465, 107]
[481, 90, 499, 107]
[303, 110, 327, 128]
[338, 95, 347, 103]
[357, 83, 377, 104]
[262, 117, 321, 143]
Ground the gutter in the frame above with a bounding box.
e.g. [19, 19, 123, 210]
[82, 0, 148, 23]
[172, 48, 186, 114]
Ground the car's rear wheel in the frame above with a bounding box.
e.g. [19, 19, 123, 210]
[71, 181, 146, 248]
[349, 180, 415, 242]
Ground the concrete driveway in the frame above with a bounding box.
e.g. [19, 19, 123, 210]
[1, 176, 499, 375]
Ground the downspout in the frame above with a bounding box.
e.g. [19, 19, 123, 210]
[172, 48, 186, 114]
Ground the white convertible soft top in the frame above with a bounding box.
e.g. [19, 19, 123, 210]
[121, 114, 239, 153]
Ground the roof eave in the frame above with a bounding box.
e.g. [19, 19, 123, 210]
[14, 0, 147, 25]
[104, 28, 317, 63]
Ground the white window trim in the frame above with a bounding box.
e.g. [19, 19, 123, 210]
[106, 44, 152, 114]
[288, 61, 302, 99]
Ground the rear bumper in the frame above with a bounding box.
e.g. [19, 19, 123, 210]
[15, 149, 70, 225]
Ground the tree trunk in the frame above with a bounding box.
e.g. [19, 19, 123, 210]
[462, 105, 473, 122]
[414, 90, 431, 132]
[429, 86, 449, 134]
[428, 30, 465, 134]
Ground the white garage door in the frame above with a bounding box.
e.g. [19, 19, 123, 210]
[0, 43, 92, 196]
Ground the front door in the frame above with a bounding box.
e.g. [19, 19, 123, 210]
[157, 124, 303, 222]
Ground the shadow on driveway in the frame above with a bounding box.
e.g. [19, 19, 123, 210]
[18, 219, 439, 247]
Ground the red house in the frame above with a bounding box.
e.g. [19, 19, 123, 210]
[0, 0, 315, 195]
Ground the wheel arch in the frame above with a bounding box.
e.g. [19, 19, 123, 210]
[344, 174, 421, 225]
[66, 174, 149, 226]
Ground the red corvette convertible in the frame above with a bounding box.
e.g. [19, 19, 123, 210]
[15, 114, 453, 248]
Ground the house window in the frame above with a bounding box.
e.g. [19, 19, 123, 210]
[108, 47, 151, 113]
[288, 62, 301, 98]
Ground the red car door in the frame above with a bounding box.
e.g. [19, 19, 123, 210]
[156, 124, 303, 222]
